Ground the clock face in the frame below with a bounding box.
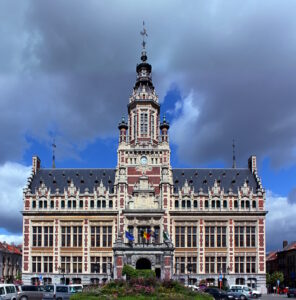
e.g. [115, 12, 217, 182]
[140, 156, 148, 165]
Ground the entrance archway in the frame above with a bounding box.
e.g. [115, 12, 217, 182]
[136, 258, 151, 270]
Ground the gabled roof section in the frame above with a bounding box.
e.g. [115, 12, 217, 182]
[172, 168, 259, 194]
[29, 168, 116, 193]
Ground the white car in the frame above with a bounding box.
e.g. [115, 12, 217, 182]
[0, 284, 17, 300]
[186, 284, 199, 291]
[230, 285, 261, 298]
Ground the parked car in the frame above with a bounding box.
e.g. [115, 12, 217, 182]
[229, 285, 253, 298]
[204, 287, 229, 300]
[17, 285, 44, 300]
[0, 284, 18, 300]
[288, 288, 296, 298]
[227, 288, 249, 300]
[42, 285, 73, 300]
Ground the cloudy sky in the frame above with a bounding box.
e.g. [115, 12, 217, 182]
[1, 0, 296, 251]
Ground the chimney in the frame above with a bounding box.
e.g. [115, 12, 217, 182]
[248, 155, 257, 173]
[32, 156, 41, 174]
[283, 240, 288, 249]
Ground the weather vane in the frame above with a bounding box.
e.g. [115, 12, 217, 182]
[140, 21, 148, 49]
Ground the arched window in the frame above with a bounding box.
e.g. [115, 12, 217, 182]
[193, 200, 198, 208]
[252, 200, 256, 208]
[109, 200, 113, 208]
[223, 200, 227, 208]
[211, 200, 215, 208]
[44, 201, 47, 209]
[79, 200, 83, 208]
[205, 200, 209, 208]
[216, 200, 220, 208]
[187, 200, 191, 208]
[175, 200, 179, 208]
[73, 201, 76, 209]
[67, 200, 71, 208]
[50, 200, 54, 209]
[39, 201, 43, 209]
[102, 200, 106, 208]
[246, 200, 250, 208]
[241, 201, 245, 208]
[182, 200, 186, 208]
[97, 200, 101, 208]
[234, 200, 238, 208]
[61, 200, 65, 208]
[32, 201, 36, 208]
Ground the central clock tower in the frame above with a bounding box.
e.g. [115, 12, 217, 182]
[114, 45, 174, 280]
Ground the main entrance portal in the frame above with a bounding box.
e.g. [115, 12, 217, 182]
[136, 258, 151, 270]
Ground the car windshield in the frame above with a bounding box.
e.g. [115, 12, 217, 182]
[44, 285, 54, 292]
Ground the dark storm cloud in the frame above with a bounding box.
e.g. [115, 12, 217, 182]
[0, 0, 296, 170]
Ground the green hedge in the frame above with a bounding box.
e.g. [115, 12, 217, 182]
[122, 265, 156, 279]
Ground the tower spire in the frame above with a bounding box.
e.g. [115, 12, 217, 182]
[52, 139, 56, 169]
[232, 138, 236, 169]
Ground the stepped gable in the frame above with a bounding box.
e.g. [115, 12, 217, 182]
[172, 168, 258, 193]
[29, 168, 116, 193]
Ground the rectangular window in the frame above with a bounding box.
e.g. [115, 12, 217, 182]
[102, 257, 112, 273]
[235, 226, 245, 247]
[61, 226, 71, 247]
[205, 257, 215, 273]
[217, 226, 227, 247]
[246, 256, 256, 273]
[91, 257, 100, 273]
[235, 256, 245, 273]
[102, 226, 112, 247]
[187, 226, 197, 247]
[151, 115, 154, 138]
[61, 256, 71, 273]
[32, 256, 41, 273]
[43, 256, 53, 273]
[140, 113, 148, 134]
[187, 257, 197, 273]
[72, 257, 82, 273]
[217, 257, 227, 274]
[73, 226, 83, 247]
[32, 226, 42, 247]
[44, 226, 53, 247]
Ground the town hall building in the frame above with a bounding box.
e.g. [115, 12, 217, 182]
[22, 42, 267, 292]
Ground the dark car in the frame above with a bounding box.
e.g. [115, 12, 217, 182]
[288, 288, 296, 298]
[205, 287, 229, 300]
[18, 285, 44, 300]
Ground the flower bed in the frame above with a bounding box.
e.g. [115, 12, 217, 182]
[70, 279, 212, 300]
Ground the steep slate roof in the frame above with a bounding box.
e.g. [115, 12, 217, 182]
[172, 168, 258, 193]
[29, 168, 258, 194]
[29, 169, 116, 193]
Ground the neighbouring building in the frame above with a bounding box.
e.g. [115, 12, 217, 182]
[0, 242, 22, 283]
[22, 42, 267, 292]
[266, 241, 296, 287]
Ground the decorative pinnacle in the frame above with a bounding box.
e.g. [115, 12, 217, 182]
[232, 138, 236, 169]
[140, 21, 148, 50]
[52, 138, 56, 169]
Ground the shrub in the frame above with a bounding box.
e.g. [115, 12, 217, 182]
[122, 265, 156, 280]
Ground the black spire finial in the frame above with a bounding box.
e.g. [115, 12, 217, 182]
[232, 138, 236, 169]
[52, 138, 56, 169]
[140, 21, 148, 50]
[140, 21, 148, 62]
